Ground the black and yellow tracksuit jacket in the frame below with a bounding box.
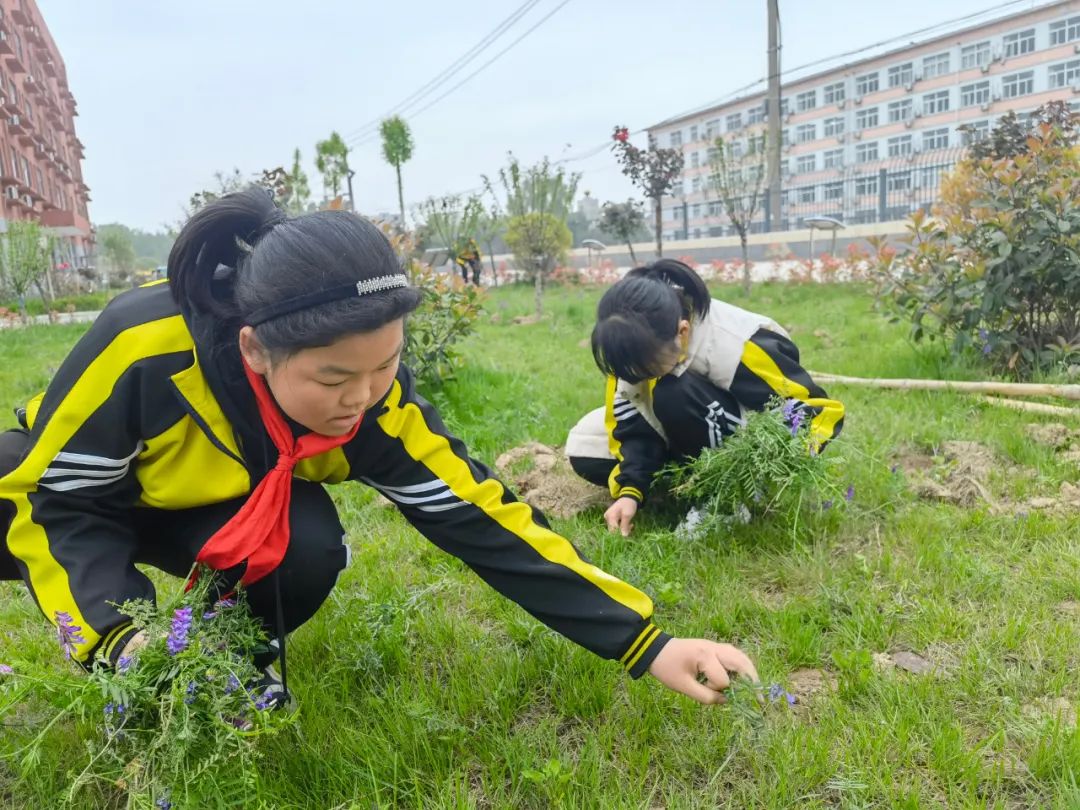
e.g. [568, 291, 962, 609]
[603, 298, 845, 504]
[0, 282, 669, 675]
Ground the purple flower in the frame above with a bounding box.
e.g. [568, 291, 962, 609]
[0, 664, 12, 675]
[822, 500, 834, 511]
[786, 692, 797, 706]
[155, 798, 173, 810]
[166, 607, 194, 656]
[254, 688, 276, 711]
[184, 681, 198, 705]
[978, 328, 989, 341]
[117, 655, 134, 674]
[225, 674, 241, 695]
[214, 599, 236, 610]
[202, 610, 218, 621]
[767, 684, 783, 701]
[982, 343, 992, 356]
[845, 485, 855, 502]
[890, 464, 899, 474]
[54, 610, 86, 659]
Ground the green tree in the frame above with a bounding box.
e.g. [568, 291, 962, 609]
[473, 201, 505, 284]
[379, 116, 415, 228]
[487, 154, 579, 317]
[708, 131, 768, 295]
[0, 220, 55, 315]
[315, 131, 351, 206]
[598, 199, 648, 264]
[283, 148, 311, 214]
[101, 229, 136, 285]
[415, 194, 483, 265]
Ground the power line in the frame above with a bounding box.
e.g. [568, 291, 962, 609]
[341, 0, 545, 144]
[348, 0, 574, 148]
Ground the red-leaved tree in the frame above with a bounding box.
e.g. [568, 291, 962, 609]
[611, 125, 685, 258]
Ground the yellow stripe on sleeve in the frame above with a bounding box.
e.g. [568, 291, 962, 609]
[378, 380, 654, 620]
[740, 342, 845, 447]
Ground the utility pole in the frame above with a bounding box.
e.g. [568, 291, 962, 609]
[766, 0, 782, 232]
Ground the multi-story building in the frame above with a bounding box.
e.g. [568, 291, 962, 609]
[649, 0, 1080, 241]
[0, 0, 92, 273]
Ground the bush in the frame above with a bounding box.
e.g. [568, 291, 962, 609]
[877, 102, 1080, 376]
[379, 224, 485, 386]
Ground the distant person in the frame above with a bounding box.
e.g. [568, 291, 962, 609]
[566, 259, 844, 537]
[0, 190, 757, 710]
[455, 238, 482, 285]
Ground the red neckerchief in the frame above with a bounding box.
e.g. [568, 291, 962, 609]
[192, 358, 362, 586]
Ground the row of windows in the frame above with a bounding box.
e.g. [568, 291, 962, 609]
[663, 14, 1080, 148]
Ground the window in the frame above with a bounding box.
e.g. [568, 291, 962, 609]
[1050, 15, 1080, 46]
[823, 148, 844, 168]
[691, 177, 701, 193]
[669, 207, 681, 222]
[856, 142, 879, 163]
[960, 80, 991, 107]
[855, 175, 879, 196]
[888, 99, 913, 123]
[705, 119, 720, 139]
[855, 72, 879, 96]
[887, 171, 912, 191]
[1002, 70, 1034, 98]
[689, 125, 699, 142]
[853, 209, 878, 224]
[796, 90, 817, 112]
[691, 204, 701, 218]
[824, 181, 844, 200]
[20, 156, 29, 186]
[922, 52, 950, 79]
[747, 104, 765, 124]
[923, 128, 949, 151]
[796, 123, 816, 143]
[1003, 28, 1035, 58]
[887, 135, 913, 157]
[1049, 59, 1080, 89]
[669, 130, 683, 148]
[726, 112, 742, 131]
[796, 154, 817, 173]
[823, 116, 845, 137]
[690, 152, 699, 169]
[961, 120, 990, 145]
[961, 41, 991, 70]
[855, 107, 879, 130]
[797, 186, 816, 203]
[780, 158, 789, 175]
[923, 89, 950, 115]
[887, 62, 914, 88]
[823, 81, 846, 104]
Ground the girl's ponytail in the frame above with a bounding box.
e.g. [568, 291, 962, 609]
[167, 187, 285, 318]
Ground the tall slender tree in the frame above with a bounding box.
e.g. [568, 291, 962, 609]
[315, 132, 351, 207]
[709, 131, 768, 295]
[284, 148, 311, 214]
[379, 116, 415, 228]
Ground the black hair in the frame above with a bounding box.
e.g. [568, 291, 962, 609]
[590, 259, 711, 383]
[167, 187, 423, 358]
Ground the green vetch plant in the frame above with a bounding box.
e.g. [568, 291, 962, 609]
[666, 398, 847, 537]
[0, 569, 293, 808]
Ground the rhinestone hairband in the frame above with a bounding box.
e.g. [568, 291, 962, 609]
[247, 273, 410, 326]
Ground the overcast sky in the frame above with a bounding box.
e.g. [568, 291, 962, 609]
[38, 0, 1053, 231]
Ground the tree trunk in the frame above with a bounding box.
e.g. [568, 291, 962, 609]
[653, 198, 663, 258]
[627, 239, 637, 265]
[807, 372, 1080, 401]
[395, 163, 405, 229]
[741, 233, 751, 296]
[534, 259, 544, 318]
[486, 242, 498, 287]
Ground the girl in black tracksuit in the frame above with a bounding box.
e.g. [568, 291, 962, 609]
[567, 260, 844, 536]
[0, 189, 756, 707]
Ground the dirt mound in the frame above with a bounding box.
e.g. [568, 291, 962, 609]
[1025, 422, 1077, 450]
[495, 442, 608, 520]
[896, 437, 1080, 516]
[897, 441, 998, 507]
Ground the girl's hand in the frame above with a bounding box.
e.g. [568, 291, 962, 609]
[648, 638, 759, 704]
[604, 497, 639, 537]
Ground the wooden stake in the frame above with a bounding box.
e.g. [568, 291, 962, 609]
[979, 397, 1080, 418]
[809, 372, 1080, 401]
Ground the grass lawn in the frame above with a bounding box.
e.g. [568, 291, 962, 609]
[2, 281, 1079, 808]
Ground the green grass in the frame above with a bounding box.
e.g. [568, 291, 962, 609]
[2, 282, 1080, 808]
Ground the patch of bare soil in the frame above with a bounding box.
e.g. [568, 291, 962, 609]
[495, 442, 608, 519]
[786, 668, 837, 706]
[895, 437, 1079, 515]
